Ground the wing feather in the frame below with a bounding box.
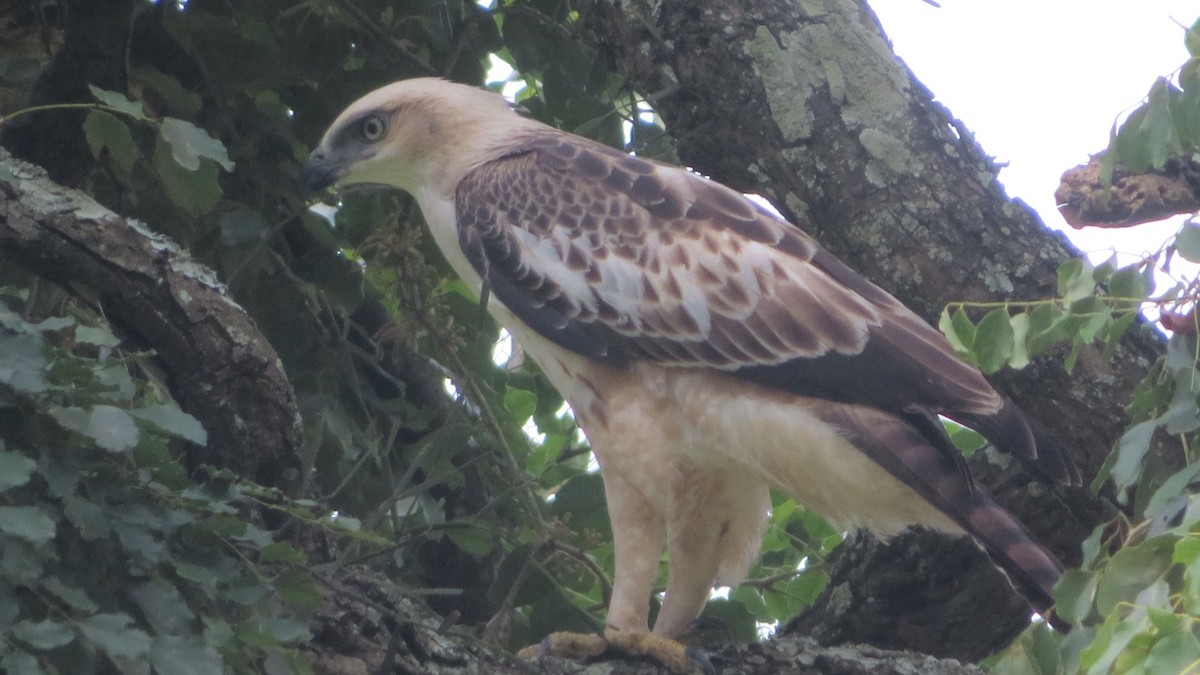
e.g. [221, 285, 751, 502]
[455, 133, 1076, 483]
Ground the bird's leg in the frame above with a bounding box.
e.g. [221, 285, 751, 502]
[589, 477, 716, 673]
[617, 469, 767, 673]
[520, 470, 684, 666]
[562, 466, 742, 674]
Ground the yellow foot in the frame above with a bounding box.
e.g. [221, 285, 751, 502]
[516, 631, 607, 660]
[517, 629, 715, 674]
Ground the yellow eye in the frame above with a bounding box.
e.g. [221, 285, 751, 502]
[360, 116, 385, 142]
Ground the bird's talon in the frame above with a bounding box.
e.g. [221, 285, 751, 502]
[685, 646, 718, 675]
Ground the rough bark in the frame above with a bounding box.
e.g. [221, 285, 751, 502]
[1057, 154, 1200, 228]
[0, 148, 303, 493]
[579, 0, 1156, 659]
[286, 548, 996, 674]
[308, 568, 982, 675]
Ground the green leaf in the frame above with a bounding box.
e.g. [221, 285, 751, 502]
[63, 495, 110, 540]
[199, 513, 246, 537]
[1140, 80, 1182, 169]
[1174, 535, 1200, 566]
[1108, 266, 1151, 301]
[259, 616, 312, 644]
[1095, 537, 1174, 616]
[939, 308, 970, 354]
[1079, 608, 1149, 674]
[550, 473, 611, 537]
[526, 431, 566, 476]
[150, 635, 224, 675]
[12, 619, 75, 650]
[0, 652, 42, 675]
[130, 404, 207, 445]
[152, 136, 222, 216]
[1145, 464, 1200, 523]
[260, 541, 307, 565]
[274, 569, 321, 609]
[159, 118, 234, 171]
[1058, 258, 1095, 301]
[89, 405, 140, 452]
[1070, 296, 1111, 344]
[132, 66, 203, 118]
[698, 598, 759, 643]
[1025, 304, 1071, 357]
[446, 519, 498, 556]
[74, 324, 121, 348]
[1177, 222, 1200, 262]
[729, 586, 771, 622]
[79, 613, 151, 661]
[0, 506, 56, 545]
[1007, 312, 1030, 369]
[1188, 18, 1200, 57]
[972, 308, 1015, 373]
[1093, 418, 1157, 496]
[88, 85, 147, 121]
[1080, 525, 1105, 568]
[1147, 605, 1183, 633]
[0, 450, 36, 492]
[503, 387, 537, 421]
[0, 333, 47, 394]
[1162, 369, 1200, 435]
[83, 111, 138, 181]
[786, 570, 828, 606]
[43, 577, 98, 613]
[946, 424, 987, 457]
[132, 580, 194, 634]
[1144, 629, 1200, 675]
[1101, 311, 1139, 359]
[1053, 568, 1099, 625]
[50, 405, 140, 452]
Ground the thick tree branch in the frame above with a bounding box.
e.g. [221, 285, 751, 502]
[311, 568, 982, 675]
[1057, 154, 1200, 228]
[0, 148, 303, 493]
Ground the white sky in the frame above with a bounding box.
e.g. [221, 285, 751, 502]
[869, 0, 1196, 267]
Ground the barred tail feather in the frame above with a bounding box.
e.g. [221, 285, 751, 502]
[964, 492, 1062, 613]
[817, 402, 1063, 614]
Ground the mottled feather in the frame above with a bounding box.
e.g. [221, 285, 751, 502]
[455, 133, 1075, 483]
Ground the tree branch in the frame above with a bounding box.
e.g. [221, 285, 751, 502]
[0, 148, 303, 493]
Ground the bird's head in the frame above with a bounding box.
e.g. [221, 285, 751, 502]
[301, 77, 531, 198]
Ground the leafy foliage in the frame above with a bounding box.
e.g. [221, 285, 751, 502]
[0, 291, 315, 674]
[953, 19, 1200, 673]
[1098, 17, 1200, 184]
[940, 255, 1153, 376]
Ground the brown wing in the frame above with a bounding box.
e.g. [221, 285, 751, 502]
[455, 133, 1077, 484]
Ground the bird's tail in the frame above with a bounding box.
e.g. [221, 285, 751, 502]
[959, 490, 1062, 614]
[817, 402, 1064, 615]
[956, 396, 1081, 487]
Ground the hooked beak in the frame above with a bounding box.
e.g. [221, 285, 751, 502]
[300, 150, 342, 193]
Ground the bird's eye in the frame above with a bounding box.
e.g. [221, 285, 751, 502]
[359, 116, 385, 142]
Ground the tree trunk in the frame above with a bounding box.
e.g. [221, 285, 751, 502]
[579, 0, 1153, 659]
